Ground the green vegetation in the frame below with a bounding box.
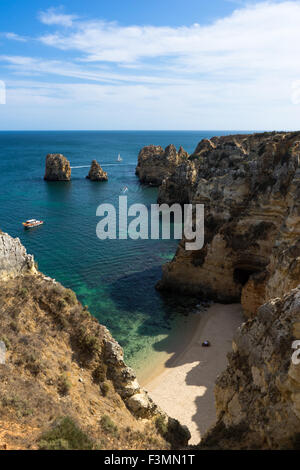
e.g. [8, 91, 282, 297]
[1, 394, 33, 418]
[77, 326, 100, 355]
[100, 381, 110, 397]
[155, 415, 168, 436]
[20, 287, 29, 298]
[38, 417, 95, 450]
[57, 298, 67, 311]
[25, 353, 43, 376]
[57, 373, 71, 396]
[92, 363, 107, 384]
[100, 415, 119, 438]
[0, 335, 10, 350]
[64, 289, 77, 305]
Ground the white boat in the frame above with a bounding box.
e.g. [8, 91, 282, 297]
[117, 154, 123, 162]
[22, 219, 44, 229]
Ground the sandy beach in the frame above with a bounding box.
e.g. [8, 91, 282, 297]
[142, 303, 244, 445]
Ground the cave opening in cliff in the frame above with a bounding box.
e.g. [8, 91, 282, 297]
[233, 267, 256, 286]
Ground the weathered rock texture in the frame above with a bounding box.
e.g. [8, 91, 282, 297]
[0, 231, 36, 280]
[44, 154, 71, 181]
[144, 132, 300, 319]
[137, 131, 300, 449]
[86, 160, 108, 181]
[136, 144, 188, 186]
[201, 287, 300, 449]
[0, 231, 189, 450]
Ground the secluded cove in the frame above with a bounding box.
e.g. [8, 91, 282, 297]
[143, 304, 244, 444]
[0, 130, 233, 374]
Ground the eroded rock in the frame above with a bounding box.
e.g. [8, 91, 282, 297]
[201, 287, 300, 449]
[0, 232, 36, 280]
[149, 132, 300, 317]
[86, 160, 108, 181]
[136, 144, 189, 186]
[44, 153, 71, 181]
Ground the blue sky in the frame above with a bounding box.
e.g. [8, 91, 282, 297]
[0, 0, 300, 130]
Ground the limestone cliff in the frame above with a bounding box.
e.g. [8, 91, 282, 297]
[86, 160, 108, 181]
[44, 154, 71, 181]
[0, 232, 189, 450]
[201, 287, 300, 449]
[137, 131, 300, 449]
[143, 132, 300, 318]
[0, 231, 36, 280]
[135, 144, 188, 186]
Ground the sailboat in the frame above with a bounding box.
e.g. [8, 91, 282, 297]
[117, 154, 123, 162]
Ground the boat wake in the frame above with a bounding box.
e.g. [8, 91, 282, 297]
[70, 165, 90, 169]
[71, 163, 136, 168]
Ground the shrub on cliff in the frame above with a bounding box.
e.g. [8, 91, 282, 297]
[38, 417, 95, 450]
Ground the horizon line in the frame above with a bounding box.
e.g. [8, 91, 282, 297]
[0, 129, 294, 133]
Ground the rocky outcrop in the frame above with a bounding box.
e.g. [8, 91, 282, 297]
[152, 132, 300, 318]
[136, 144, 188, 186]
[104, 339, 156, 417]
[201, 287, 300, 449]
[103, 337, 191, 447]
[0, 231, 189, 450]
[44, 154, 71, 181]
[0, 231, 36, 280]
[86, 160, 108, 182]
[137, 131, 300, 448]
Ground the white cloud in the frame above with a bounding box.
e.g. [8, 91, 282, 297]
[1, 1, 300, 129]
[0, 55, 193, 86]
[38, 7, 78, 27]
[37, 1, 300, 76]
[3, 32, 27, 42]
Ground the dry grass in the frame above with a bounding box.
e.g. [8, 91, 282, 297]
[0, 274, 169, 450]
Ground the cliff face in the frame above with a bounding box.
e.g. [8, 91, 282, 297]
[0, 231, 36, 280]
[141, 132, 300, 318]
[135, 144, 188, 186]
[86, 160, 108, 181]
[202, 287, 300, 450]
[136, 131, 300, 449]
[0, 232, 189, 450]
[44, 154, 71, 181]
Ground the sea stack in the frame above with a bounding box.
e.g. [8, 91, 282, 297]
[86, 160, 108, 181]
[135, 144, 189, 186]
[44, 153, 71, 181]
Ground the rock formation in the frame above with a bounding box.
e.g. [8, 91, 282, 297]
[86, 160, 108, 181]
[135, 144, 188, 186]
[0, 231, 36, 280]
[140, 132, 300, 319]
[44, 153, 71, 181]
[0, 231, 189, 450]
[137, 131, 300, 448]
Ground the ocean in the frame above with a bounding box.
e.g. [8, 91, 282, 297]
[0, 130, 236, 376]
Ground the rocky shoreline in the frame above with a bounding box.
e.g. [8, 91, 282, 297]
[136, 131, 300, 449]
[0, 231, 189, 450]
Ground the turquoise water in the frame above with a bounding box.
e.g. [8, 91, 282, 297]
[0, 130, 235, 374]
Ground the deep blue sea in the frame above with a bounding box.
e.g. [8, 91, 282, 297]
[0, 130, 239, 377]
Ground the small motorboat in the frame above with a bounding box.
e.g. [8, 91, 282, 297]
[22, 219, 44, 229]
[117, 154, 123, 162]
